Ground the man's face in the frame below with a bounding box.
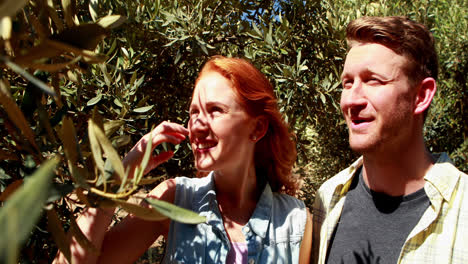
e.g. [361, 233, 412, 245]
[340, 43, 417, 154]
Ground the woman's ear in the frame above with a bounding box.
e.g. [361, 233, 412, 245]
[250, 116, 268, 142]
[414, 77, 437, 115]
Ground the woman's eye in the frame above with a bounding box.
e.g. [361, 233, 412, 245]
[189, 109, 199, 116]
[210, 106, 223, 113]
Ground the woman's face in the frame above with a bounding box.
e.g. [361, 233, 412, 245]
[188, 71, 257, 173]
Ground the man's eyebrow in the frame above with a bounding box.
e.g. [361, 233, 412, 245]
[341, 67, 392, 80]
[340, 72, 350, 80]
[363, 67, 394, 81]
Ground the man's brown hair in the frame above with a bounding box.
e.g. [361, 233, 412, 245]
[346, 16, 439, 86]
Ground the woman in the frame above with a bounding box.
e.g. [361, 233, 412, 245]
[56, 56, 312, 263]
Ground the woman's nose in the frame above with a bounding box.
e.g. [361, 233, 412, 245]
[190, 114, 209, 133]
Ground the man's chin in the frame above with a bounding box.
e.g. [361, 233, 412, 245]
[349, 140, 378, 155]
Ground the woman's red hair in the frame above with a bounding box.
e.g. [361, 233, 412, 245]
[195, 56, 298, 195]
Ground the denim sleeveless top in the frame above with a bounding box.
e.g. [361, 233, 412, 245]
[163, 172, 307, 263]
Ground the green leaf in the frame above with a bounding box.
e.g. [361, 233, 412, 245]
[134, 131, 152, 182]
[0, 168, 11, 180]
[112, 135, 131, 149]
[1, 16, 12, 40]
[87, 93, 103, 106]
[67, 163, 90, 189]
[99, 63, 111, 87]
[163, 38, 178, 47]
[320, 92, 326, 104]
[104, 120, 125, 137]
[145, 198, 206, 224]
[1, 57, 56, 96]
[97, 15, 127, 29]
[88, 0, 98, 22]
[61, 0, 76, 27]
[265, 24, 273, 45]
[0, 79, 39, 151]
[199, 43, 208, 55]
[58, 118, 86, 186]
[133, 75, 145, 90]
[47, 182, 75, 203]
[89, 119, 125, 182]
[88, 118, 106, 180]
[47, 209, 71, 263]
[133, 105, 153, 113]
[113, 98, 123, 108]
[112, 198, 167, 221]
[174, 50, 182, 64]
[96, 158, 115, 186]
[121, 47, 129, 58]
[0, 157, 59, 264]
[252, 22, 262, 38]
[297, 49, 302, 70]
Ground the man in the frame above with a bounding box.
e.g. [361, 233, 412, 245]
[312, 16, 468, 264]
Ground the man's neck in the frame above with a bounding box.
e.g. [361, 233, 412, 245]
[361, 141, 435, 196]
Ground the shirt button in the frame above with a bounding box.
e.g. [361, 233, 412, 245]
[249, 259, 255, 264]
[244, 226, 250, 233]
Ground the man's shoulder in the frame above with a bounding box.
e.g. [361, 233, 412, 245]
[318, 157, 363, 194]
[425, 153, 468, 205]
[429, 153, 468, 184]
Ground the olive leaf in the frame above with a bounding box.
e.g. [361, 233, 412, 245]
[145, 198, 206, 224]
[0, 157, 59, 264]
[111, 198, 167, 221]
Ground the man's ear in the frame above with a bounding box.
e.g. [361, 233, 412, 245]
[414, 77, 437, 115]
[250, 116, 268, 142]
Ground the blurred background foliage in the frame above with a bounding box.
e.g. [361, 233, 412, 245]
[0, 0, 466, 262]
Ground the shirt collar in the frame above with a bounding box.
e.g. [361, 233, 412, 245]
[246, 183, 272, 239]
[194, 172, 223, 229]
[424, 153, 460, 202]
[193, 172, 273, 239]
[334, 153, 460, 202]
[336, 156, 363, 196]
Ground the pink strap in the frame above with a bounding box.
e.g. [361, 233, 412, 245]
[226, 242, 248, 264]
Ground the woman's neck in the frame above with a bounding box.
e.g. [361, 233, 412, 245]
[214, 164, 260, 225]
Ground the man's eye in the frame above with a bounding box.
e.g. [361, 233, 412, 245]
[366, 76, 383, 85]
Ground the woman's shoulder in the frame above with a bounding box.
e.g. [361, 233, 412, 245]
[174, 174, 211, 185]
[173, 173, 214, 192]
[170, 173, 215, 208]
[146, 175, 212, 204]
[272, 192, 306, 210]
[267, 191, 308, 242]
[268, 190, 307, 226]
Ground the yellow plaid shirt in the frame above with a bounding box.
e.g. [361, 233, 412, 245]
[312, 153, 468, 264]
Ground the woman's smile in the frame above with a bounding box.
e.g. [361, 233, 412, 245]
[188, 71, 256, 173]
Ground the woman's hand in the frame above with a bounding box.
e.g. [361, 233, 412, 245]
[123, 121, 189, 177]
[53, 122, 186, 264]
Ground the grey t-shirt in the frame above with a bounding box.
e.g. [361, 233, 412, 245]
[326, 168, 430, 264]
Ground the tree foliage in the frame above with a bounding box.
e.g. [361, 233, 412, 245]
[0, 0, 466, 262]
